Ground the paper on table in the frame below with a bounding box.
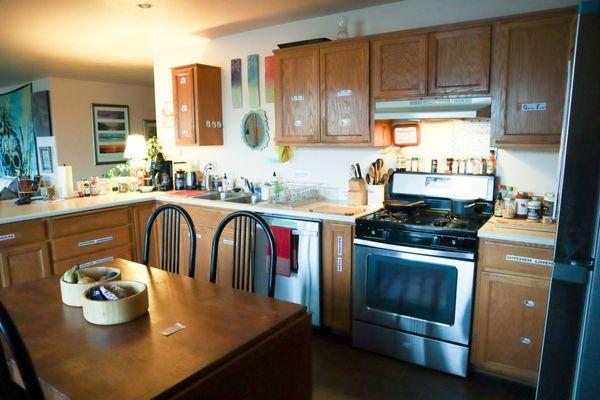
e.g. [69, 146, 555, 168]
[161, 323, 186, 336]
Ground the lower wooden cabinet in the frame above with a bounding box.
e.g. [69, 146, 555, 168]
[52, 245, 133, 275]
[0, 241, 52, 288]
[322, 222, 353, 335]
[131, 202, 159, 266]
[471, 239, 553, 385]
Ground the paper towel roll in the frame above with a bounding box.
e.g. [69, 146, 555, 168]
[55, 166, 73, 199]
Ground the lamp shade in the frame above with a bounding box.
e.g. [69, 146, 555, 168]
[123, 135, 147, 160]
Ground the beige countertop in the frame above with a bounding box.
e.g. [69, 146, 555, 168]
[0, 192, 379, 225]
[478, 216, 557, 247]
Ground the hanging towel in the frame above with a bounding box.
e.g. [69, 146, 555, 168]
[268, 226, 294, 277]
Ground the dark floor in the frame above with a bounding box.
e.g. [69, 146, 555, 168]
[312, 330, 535, 400]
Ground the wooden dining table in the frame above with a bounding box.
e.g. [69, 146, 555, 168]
[0, 259, 312, 399]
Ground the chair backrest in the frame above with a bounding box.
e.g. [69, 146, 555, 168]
[0, 302, 44, 400]
[210, 211, 277, 297]
[143, 204, 196, 277]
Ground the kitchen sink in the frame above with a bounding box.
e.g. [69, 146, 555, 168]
[194, 192, 239, 200]
[224, 194, 258, 204]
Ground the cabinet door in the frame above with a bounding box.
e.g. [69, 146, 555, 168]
[491, 14, 574, 147]
[179, 225, 213, 281]
[131, 203, 159, 266]
[320, 42, 370, 143]
[322, 222, 353, 335]
[428, 26, 491, 95]
[195, 65, 224, 146]
[215, 229, 234, 287]
[471, 272, 550, 385]
[275, 48, 320, 144]
[172, 66, 197, 146]
[0, 242, 51, 288]
[371, 34, 427, 98]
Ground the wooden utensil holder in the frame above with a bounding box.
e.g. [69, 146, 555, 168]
[348, 178, 367, 206]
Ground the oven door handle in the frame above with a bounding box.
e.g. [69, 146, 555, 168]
[354, 238, 475, 261]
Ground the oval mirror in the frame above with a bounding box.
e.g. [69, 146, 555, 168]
[241, 110, 269, 151]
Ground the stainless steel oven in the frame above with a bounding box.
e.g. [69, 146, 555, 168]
[353, 238, 476, 377]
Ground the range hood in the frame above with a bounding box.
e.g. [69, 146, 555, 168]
[374, 97, 492, 120]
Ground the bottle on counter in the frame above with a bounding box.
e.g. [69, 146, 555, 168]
[498, 184, 508, 199]
[411, 157, 419, 172]
[502, 187, 516, 219]
[431, 159, 438, 173]
[486, 150, 496, 175]
[445, 158, 454, 174]
[543, 192, 556, 219]
[494, 192, 504, 217]
[527, 196, 543, 221]
[458, 159, 466, 174]
[515, 191, 530, 218]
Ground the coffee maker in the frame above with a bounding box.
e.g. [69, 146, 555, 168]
[151, 154, 173, 191]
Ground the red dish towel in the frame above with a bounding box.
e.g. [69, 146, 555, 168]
[268, 226, 295, 277]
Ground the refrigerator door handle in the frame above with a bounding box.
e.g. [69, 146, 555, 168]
[553, 260, 594, 284]
[570, 258, 595, 268]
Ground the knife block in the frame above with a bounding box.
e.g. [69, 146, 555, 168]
[348, 178, 367, 206]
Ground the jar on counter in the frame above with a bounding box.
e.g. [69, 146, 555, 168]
[411, 157, 419, 172]
[431, 159, 438, 173]
[543, 192, 556, 218]
[515, 191, 530, 218]
[445, 158, 454, 174]
[451, 159, 459, 174]
[502, 194, 517, 219]
[458, 159, 466, 174]
[527, 196, 543, 221]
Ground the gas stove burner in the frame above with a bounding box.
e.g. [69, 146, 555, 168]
[433, 217, 451, 227]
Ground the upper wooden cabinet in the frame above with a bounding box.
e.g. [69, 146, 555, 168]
[371, 34, 427, 98]
[428, 26, 491, 95]
[320, 42, 370, 143]
[275, 48, 320, 144]
[491, 13, 575, 148]
[172, 64, 223, 146]
[275, 43, 371, 145]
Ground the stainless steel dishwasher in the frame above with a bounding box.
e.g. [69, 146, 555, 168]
[253, 214, 321, 326]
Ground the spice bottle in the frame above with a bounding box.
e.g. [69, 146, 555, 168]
[486, 150, 496, 175]
[515, 191, 530, 218]
[445, 158, 454, 174]
[494, 192, 503, 217]
[431, 160, 438, 173]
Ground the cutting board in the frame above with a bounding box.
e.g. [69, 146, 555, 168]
[309, 205, 366, 216]
[494, 218, 557, 233]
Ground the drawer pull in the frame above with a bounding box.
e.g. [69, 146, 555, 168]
[0, 234, 16, 242]
[223, 239, 234, 245]
[80, 256, 114, 268]
[78, 236, 113, 247]
[520, 337, 531, 345]
[337, 257, 343, 272]
[524, 299, 536, 307]
[195, 233, 202, 239]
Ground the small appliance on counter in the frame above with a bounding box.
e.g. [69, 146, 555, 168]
[352, 171, 495, 377]
[174, 169, 186, 190]
[151, 156, 173, 191]
[185, 171, 197, 190]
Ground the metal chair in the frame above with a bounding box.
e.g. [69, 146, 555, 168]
[143, 204, 196, 277]
[0, 302, 44, 400]
[210, 211, 277, 297]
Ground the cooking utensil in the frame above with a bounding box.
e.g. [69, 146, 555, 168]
[355, 163, 362, 179]
[365, 174, 371, 184]
[449, 197, 489, 217]
[383, 200, 427, 213]
[350, 165, 357, 179]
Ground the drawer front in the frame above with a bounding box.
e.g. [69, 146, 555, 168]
[0, 220, 47, 249]
[480, 240, 553, 278]
[52, 244, 133, 275]
[48, 207, 130, 238]
[51, 225, 131, 261]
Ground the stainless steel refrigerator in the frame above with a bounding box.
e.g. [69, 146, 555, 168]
[536, 2, 599, 399]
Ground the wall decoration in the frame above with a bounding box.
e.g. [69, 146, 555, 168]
[231, 58, 243, 109]
[265, 55, 275, 103]
[240, 109, 269, 151]
[247, 54, 260, 108]
[91, 104, 130, 165]
[0, 84, 38, 177]
[32, 90, 52, 137]
[143, 119, 157, 140]
[39, 146, 53, 173]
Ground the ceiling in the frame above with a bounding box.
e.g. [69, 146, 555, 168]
[0, 0, 396, 87]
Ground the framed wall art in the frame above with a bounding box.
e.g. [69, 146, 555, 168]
[143, 119, 157, 140]
[91, 104, 130, 165]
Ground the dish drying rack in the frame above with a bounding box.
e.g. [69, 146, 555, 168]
[270, 182, 323, 206]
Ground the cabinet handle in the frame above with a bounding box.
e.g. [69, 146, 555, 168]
[180, 104, 188, 112]
[294, 120, 302, 127]
[223, 239, 234, 245]
[337, 235, 343, 256]
[80, 256, 114, 269]
[524, 299, 535, 307]
[0, 234, 16, 242]
[520, 337, 531, 345]
[337, 257, 343, 272]
[216, 121, 222, 128]
[291, 95, 304, 102]
[78, 236, 113, 247]
[336, 89, 352, 97]
[211, 121, 217, 128]
[195, 233, 202, 239]
[205, 120, 211, 128]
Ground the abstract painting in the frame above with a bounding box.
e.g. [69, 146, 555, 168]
[231, 58, 243, 109]
[265, 55, 275, 103]
[247, 54, 260, 108]
[91, 104, 130, 165]
[0, 84, 38, 177]
[32, 90, 52, 137]
[143, 119, 157, 140]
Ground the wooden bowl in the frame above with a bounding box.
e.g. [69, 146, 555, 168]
[60, 267, 121, 307]
[81, 281, 149, 326]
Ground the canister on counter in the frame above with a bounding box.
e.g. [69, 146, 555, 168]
[431, 159, 438, 173]
[458, 159, 466, 174]
[515, 191, 530, 218]
[527, 196, 543, 221]
[543, 192, 556, 218]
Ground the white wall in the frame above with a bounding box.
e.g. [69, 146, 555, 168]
[153, 0, 574, 197]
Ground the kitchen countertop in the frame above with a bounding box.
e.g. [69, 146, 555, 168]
[0, 191, 379, 225]
[478, 216, 557, 247]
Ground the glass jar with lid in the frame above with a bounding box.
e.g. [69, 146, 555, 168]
[527, 196, 543, 221]
[502, 191, 517, 219]
[515, 191, 530, 218]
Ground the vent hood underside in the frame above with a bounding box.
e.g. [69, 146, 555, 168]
[374, 97, 492, 120]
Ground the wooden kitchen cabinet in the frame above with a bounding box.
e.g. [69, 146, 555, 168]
[471, 239, 553, 385]
[0, 241, 52, 288]
[179, 224, 213, 281]
[172, 63, 223, 146]
[371, 34, 428, 99]
[131, 202, 159, 265]
[491, 12, 575, 148]
[320, 42, 370, 143]
[322, 222, 353, 335]
[428, 25, 491, 95]
[275, 47, 320, 144]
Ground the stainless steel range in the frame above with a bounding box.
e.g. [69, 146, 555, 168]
[353, 172, 495, 377]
